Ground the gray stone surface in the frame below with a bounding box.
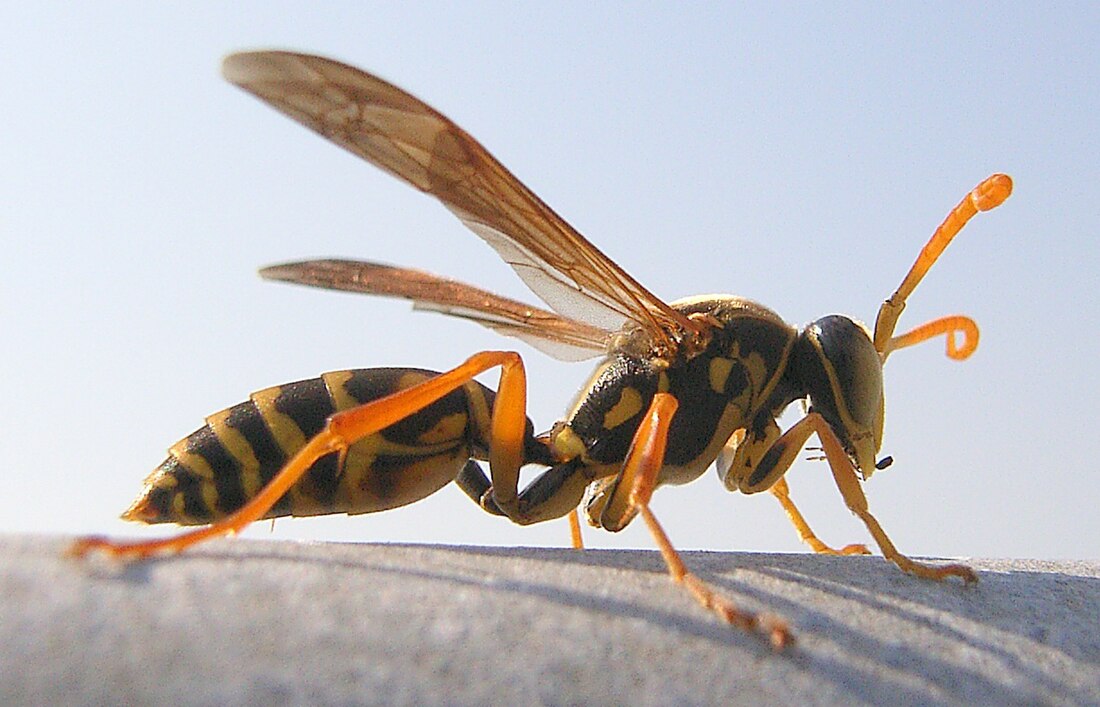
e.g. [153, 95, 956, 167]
[1, 534, 1097, 705]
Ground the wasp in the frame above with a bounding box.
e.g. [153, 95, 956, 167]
[72, 51, 1012, 650]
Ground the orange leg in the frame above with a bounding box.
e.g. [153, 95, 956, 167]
[70, 351, 529, 560]
[805, 413, 977, 584]
[567, 509, 584, 549]
[618, 393, 794, 650]
[769, 477, 870, 556]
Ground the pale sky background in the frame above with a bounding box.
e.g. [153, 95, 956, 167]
[2, 4, 1097, 560]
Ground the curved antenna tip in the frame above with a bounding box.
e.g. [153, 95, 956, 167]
[972, 174, 1013, 212]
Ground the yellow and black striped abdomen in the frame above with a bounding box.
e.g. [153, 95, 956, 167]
[124, 368, 496, 525]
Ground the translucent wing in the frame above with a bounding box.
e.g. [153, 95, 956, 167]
[261, 259, 609, 361]
[222, 51, 706, 354]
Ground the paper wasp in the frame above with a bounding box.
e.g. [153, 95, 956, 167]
[72, 51, 1012, 649]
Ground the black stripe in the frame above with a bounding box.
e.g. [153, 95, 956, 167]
[274, 377, 335, 440]
[185, 425, 242, 517]
[176, 466, 212, 521]
[145, 457, 181, 523]
[340, 368, 418, 406]
[342, 368, 468, 443]
[226, 399, 286, 487]
[300, 451, 341, 510]
[270, 377, 342, 516]
[361, 452, 404, 502]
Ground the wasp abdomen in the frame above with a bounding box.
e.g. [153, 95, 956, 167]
[124, 368, 495, 525]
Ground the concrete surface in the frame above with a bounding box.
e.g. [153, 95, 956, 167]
[1, 534, 1097, 706]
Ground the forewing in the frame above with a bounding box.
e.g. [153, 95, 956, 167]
[260, 259, 610, 362]
[222, 51, 704, 351]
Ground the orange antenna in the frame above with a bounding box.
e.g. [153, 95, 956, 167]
[873, 174, 1012, 361]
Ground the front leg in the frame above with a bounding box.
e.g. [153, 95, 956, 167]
[807, 413, 977, 583]
[735, 412, 973, 581]
[769, 478, 870, 556]
[721, 414, 868, 556]
[749, 413, 976, 582]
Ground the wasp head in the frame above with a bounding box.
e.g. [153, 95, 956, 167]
[794, 315, 885, 479]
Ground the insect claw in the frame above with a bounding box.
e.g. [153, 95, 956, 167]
[945, 564, 980, 585]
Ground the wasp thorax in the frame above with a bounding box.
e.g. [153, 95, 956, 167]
[794, 315, 884, 475]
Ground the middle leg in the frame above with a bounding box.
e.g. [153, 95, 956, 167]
[608, 392, 794, 650]
[769, 477, 870, 556]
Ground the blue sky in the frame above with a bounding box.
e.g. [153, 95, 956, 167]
[2, 4, 1097, 559]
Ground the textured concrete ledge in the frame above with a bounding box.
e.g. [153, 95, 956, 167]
[2, 534, 1098, 705]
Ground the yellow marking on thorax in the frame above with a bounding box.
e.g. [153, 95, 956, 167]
[743, 351, 769, 392]
[604, 387, 644, 430]
[206, 408, 263, 497]
[550, 423, 588, 460]
[727, 339, 785, 406]
[709, 357, 735, 394]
